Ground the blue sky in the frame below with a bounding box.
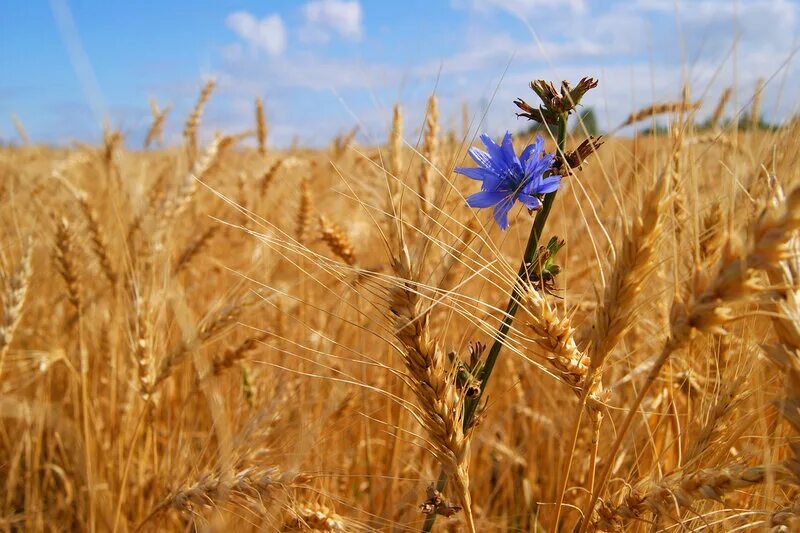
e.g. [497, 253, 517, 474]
[2, 0, 799, 147]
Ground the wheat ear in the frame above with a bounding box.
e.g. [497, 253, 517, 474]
[10, 113, 29, 145]
[388, 242, 476, 532]
[595, 464, 791, 531]
[155, 135, 232, 249]
[0, 239, 33, 377]
[283, 503, 346, 531]
[140, 466, 307, 530]
[296, 177, 312, 244]
[710, 87, 732, 130]
[153, 293, 248, 390]
[523, 287, 590, 392]
[144, 98, 171, 148]
[319, 215, 357, 266]
[183, 79, 216, 165]
[53, 218, 81, 312]
[258, 158, 284, 197]
[255, 96, 267, 156]
[172, 225, 217, 275]
[581, 187, 800, 531]
[132, 291, 155, 399]
[210, 332, 270, 377]
[390, 103, 404, 178]
[621, 101, 701, 127]
[77, 192, 117, 285]
[591, 173, 669, 369]
[418, 94, 439, 220]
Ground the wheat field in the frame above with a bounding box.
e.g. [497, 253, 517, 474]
[2, 77, 800, 533]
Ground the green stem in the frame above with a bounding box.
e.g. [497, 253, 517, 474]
[421, 114, 568, 533]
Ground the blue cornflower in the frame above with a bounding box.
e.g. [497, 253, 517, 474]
[455, 132, 561, 230]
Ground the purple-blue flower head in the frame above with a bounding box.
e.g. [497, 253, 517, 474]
[455, 132, 561, 230]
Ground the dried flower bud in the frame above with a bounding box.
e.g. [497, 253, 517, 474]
[568, 77, 599, 108]
[553, 136, 604, 174]
[514, 98, 560, 125]
[420, 485, 462, 517]
[524, 77, 598, 116]
[468, 341, 485, 369]
[530, 80, 561, 110]
[524, 236, 566, 296]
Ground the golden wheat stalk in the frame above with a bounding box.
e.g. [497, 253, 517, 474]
[762, 195, 800, 496]
[255, 96, 267, 156]
[595, 464, 792, 531]
[621, 100, 701, 127]
[582, 187, 800, 530]
[153, 293, 247, 389]
[710, 87, 732, 130]
[140, 466, 308, 529]
[172, 225, 217, 275]
[76, 192, 117, 285]
[418, 94, 439, 219]
[388, 242, 476, 532]
[0, 239, 33, 377]
[210, 332, 269, 377]
[102, 125, 123, 174]
[296, 177, 312, 244]
[523, 287, 589, 391]
[183, 79, 216, 165]
[535, 171, 669, 524]
[283, 503, 346, 531]
[258, 158, 284, 197]
[10, 113, 29, 145]
[591, 173, 668, 368]
[53, 218, 81, 312]
[155, 135, 233, 248]
[132, 291, 154, 399]
[319, 215, 357, 266]
[390, 104, 404, 178]
[331, 126, 358, 160]
[145, 98, 172, 148]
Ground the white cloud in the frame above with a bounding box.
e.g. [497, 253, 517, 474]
[411, 33, 612, 80]
[454, 0, 587, 15]
[219, 53, 397, 92]
[226, 11, 287, 56]
[300, 0, 363, 43]
[210, 0, 799, 148]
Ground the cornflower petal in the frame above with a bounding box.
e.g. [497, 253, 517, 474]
[492, 197, 515, 230]
[466, 190, 508, 208]
[537, 175, 562, 194]
[455, 166, 498, 182]
[517, 193, 543, 211]
[532, 135, 544, 155]
[481, 173, 504, 192]
[468, 147, 499, 172]
[457, 131, 561, 230]
[480, 133, 507, 171]
[526, 151, 554, 176]
[519, 144, 537, 166]
[500, 132, 522, 172]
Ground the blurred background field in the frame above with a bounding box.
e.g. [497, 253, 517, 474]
[3, 1, 800, 532]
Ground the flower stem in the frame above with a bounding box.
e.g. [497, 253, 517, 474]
[421, 114, 568, 533]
